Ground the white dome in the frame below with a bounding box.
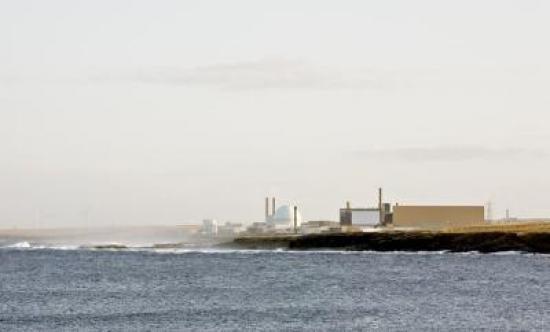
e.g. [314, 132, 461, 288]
[267, 205, 302, 227]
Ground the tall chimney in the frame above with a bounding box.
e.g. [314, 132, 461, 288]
[378, 188, 384, 224]
[265, 197, 269, 219]
[346, 201, 351, 210]
[272, 197, 276, 216]
[293, 206, 298, 234]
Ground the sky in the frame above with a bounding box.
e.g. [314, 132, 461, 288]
[1, 0, 550, 228]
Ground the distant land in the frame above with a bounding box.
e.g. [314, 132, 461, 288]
[228, 222, 550, 253]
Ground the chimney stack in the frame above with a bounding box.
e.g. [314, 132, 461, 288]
[293, 206, 298, 234]
[272, 197, 276, 216]
[378, 188, 384, 224]
[265, 197, 269, 219]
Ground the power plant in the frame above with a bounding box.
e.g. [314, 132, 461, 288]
[245, 189, 488, 235]
[196, 188, 550, 255]
[338, 188, 485, 231]
[248, 197, 303, 233]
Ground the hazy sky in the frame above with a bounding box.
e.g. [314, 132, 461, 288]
[1, 0, 550, 228]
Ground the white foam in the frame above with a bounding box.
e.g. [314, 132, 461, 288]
[153, 248, 268, 254]
[1, 243, 545, 256]
[147, 248, 451, 255]
[493, 250, 525, 256]
[6, 241, 32, 248]
[2, 242, 80, 250]
[46, 245, 81, 250]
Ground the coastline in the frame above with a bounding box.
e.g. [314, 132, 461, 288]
[228, 231, 550, 253]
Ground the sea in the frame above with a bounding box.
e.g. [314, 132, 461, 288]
[1, 243, 549, 331]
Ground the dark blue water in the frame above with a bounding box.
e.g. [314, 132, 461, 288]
[1, 248, 549, 331]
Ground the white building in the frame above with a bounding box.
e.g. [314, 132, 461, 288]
[340, 209, 380, 226]
[266, 205, 303, 231]
[202, 219, 218, 236]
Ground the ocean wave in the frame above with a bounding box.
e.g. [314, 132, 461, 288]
[139, 248, 509, 256]
[5, 241, 32, 248]
[492, 250, 526, 256]
[1, 243, 545, 256]
[2, 242, 80, 251]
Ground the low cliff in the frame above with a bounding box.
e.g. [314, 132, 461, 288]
[230, 232, 550, 253]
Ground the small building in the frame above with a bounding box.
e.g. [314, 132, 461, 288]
[301, 220, 340, 234]
[339, 188, 390, 229]
[392, 205, 485, 230]
[201, 219, 218, 236]
[340, 207, 380, 227]
[175, 224, 202, 235]
[217, 222, 245, 236]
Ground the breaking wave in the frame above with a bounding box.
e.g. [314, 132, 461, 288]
[6, 241, 32, 248]
[2, 242, 80, 250]
[0, 243, 542, 256]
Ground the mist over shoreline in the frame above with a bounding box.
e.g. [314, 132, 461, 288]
[0, 225, 212, 247]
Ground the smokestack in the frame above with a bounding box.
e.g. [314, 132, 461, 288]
[346, 201, 351, 210]
[265, 197, 269, 219]
[293, 206, 298, 234]
[272, 197, 276, 216]
[378, 188, 384, 224]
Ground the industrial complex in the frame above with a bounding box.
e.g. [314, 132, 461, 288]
[337, 189, 486, 232]
[217, 189, 550, 253]
[199, 189, 492, 237]
[173, 188, 550, 253]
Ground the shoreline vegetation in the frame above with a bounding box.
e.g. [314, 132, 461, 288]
[229, 222, 550, 253]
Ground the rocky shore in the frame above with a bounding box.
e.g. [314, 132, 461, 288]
[229, 231, 550, 253]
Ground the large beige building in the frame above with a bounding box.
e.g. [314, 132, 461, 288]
[392, 205, 485, 229]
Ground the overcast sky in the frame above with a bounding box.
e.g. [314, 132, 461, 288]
[1, 0, 550, 228]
